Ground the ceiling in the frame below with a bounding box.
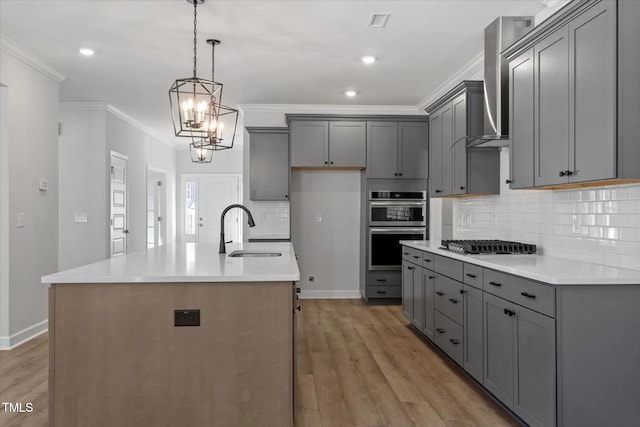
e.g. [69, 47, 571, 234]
[0, 0, 546, 145]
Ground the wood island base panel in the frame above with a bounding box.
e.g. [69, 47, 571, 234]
[48, 281, 295, 427]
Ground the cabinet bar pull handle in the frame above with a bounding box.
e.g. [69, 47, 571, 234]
[429, 275, 436, 279]
[436, 291, 444, 296]
[521, 292, 536, 299]
[448, 298, 458, 304]
[504, 308, 515, 317]
[489, 281, 502, 287]
[460, 186, 465, 190]
[449, 339, 460, 345]
[436, 328, 445, 334]
[466, 273, 476, 278]
[412, 255, 420, 259]
[296, 306, 302, 312]
[566, 170, 574, 176]
[376, 279, 387, 282]
[376, 290, 387, 295]
[505, 179, 512, 184]
[403, 252, 409, 255]
[407, 266, 414, 270]
[459, 289, 466, 294]
[424, 259, 431, 263]
[435, 190, 442, 193]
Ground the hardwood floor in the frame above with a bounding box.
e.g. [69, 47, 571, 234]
[0, 300, 518, 427]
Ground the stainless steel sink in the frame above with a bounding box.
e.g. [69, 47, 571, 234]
[228, 250, 282, 258]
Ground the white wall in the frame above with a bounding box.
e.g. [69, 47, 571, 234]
[0, 50, 60, 348]
[58, 105, 107, 270]
[291, 170, 361, 298]
[454, 149, 640, 270]
[106, 112, 177, 254]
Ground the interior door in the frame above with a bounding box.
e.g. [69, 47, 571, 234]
[196, 175, 241, 245]
[110, 152, 128, 257]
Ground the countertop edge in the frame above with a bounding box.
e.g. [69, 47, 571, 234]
[400, 240, 640, 286]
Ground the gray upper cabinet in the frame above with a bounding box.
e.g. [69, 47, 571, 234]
[367, 121, 428, 179]
[290, 119, 365, 168]
[329, 121, 366, 167]
[247, 127, 290, 201]
[506, 0, 626, 189]
[290, 120, 328, 167]
[426, 81, 499, 198]
[367, 122, 398, 178]
[508, 48, 535, 189]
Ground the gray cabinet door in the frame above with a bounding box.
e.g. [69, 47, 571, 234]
[463, 284, 483, 383]
[423, 270, 435, 341]
[483, 293, 516, 408]
[402, 261, 414, 321]
[249, 131, 289, 201]
[290, 120, 328, 167]
[441, 105, 454, 195]
[509, 48, 535, 189]
[534, 27, 570, 186]
[367, 122, 398, 178]
[398, 122, 428, 179]
[513, 306, 556, 427]
[429, 112, 443, 196]
[452, 94, 468, 195]
[412, 266, 424, 330]
[568, 2, 616, 183]
[329, 121, 366, 167]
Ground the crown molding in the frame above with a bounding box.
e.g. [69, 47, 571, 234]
[106, 105, 177, 149]
[0, 34, 65, 83]
[239, 103, 421, 116]
[417, 52, 484, 113]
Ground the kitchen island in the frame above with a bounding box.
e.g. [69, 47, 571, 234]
[42, 242, 300, 427]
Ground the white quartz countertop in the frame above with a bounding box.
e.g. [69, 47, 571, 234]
[42, 242, 300, 284]
[400, 240, 640, 285]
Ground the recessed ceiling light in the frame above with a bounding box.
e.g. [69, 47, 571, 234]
[345, 90, 357, 97]
[361, 56, 377, 65]
[368, 13, 391, 28]
[79, 48, 95, 57]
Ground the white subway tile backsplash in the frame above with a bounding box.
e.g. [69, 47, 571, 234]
[453, 148, 640, 271]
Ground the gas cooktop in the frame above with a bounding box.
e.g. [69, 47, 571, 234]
[441, 240, 537, 255]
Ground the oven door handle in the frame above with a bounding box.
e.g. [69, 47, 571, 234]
[369, 201, 425, 207]
[369, 227, 426, 234]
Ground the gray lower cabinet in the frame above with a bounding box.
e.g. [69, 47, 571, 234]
[483, 292, 556, 427]
[247, 127, 290, 201]
[402, 260, 416, 321]
[289, 119, 365, 168]
[367, 121, 428, 179]
[422, 270, 435, 341]
[462, 284, 483, 383]
[506, 0, 624, 189]
[412, 266, 424, 330]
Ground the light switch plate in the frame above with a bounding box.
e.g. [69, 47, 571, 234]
[39, 180, 48, 191]
[17, 213, 25, 228]
[74, 212, 88, 223]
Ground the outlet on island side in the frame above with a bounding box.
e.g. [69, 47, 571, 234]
[174, 309, 200, 327]
[308, 275, 315, 284]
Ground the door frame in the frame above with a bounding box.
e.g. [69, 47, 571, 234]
[146, 165, 167, 248]
[109, 151, 129, 257]
[179, 173, 243, 244]
[0, 85, 9, 343]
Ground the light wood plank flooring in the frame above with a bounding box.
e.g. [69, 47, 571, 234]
[0, 299, 518, 426]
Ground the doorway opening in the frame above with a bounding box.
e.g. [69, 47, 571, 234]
[146, 166, 167, 249]
[180, 174, 242, 244]
[109, 151, 128, 257]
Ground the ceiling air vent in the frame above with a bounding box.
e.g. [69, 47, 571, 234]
[368, 13, 391, 28]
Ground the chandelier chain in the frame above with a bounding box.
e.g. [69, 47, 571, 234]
[192, 1, 198, 78]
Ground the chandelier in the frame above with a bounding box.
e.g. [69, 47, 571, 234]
[169, 0, 238, 162]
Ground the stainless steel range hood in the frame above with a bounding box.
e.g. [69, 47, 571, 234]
[470, 16, 533, 146]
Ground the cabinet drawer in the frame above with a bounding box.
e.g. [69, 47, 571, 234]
[434, 311, 464, 367]
[434, 255, 463, 281]
[366, 285, 402, 299]
[422, 252, 435, 268]
[367, 271, 401, 287]
[434, 276, 464, 325]
[463, 263, 483, 289]
[402, 246, 423, 264]
[483, 269, 555, 317]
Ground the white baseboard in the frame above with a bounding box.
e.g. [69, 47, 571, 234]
[298, 290, 361, 299]
[0, 319, 48, 350]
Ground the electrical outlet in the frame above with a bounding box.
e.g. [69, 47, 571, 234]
[174, 309, 200, 327]
[308, 275, 315, 284]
